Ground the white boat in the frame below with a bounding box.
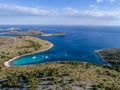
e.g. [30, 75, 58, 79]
[45, 55, 48, 59]
[32, 56, 36, 59]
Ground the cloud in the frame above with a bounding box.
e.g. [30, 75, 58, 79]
[109, 0, 116, 2]
[96, 0, 116, 3]
[97, 0, 104, 3]
[0, 3, 57, 16]
[90, 5, 99, 10]
[63, 7, 80, 16]
[0, 3, 119, 19]
[63, 7, 120, 18]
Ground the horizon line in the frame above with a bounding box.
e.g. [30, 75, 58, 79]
[0, 24, 120, 27]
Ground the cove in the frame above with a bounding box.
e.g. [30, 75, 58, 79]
[5, 25, 120, 66]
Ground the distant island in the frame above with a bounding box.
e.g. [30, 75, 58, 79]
[2, 29, 66, 36]
[4, 30, 44, 36]
[7, 27, 21, 31]
[0, 27, 21, 31]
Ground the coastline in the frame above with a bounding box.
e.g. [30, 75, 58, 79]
[4, 41, 54, 67]
[41, 34, 54, 36]
[41, 34, 66, 36]
[94, 50, 111, 66]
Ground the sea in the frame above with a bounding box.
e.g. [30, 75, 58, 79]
[1, 25, 120, 66]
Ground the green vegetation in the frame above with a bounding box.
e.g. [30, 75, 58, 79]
[0, 62, 120, 90]
[96, 48, 120, 71]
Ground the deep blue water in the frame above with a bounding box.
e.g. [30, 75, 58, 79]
[1, 25, 120, 66]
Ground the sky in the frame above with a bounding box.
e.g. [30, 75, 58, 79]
[0, 0, 120, 25]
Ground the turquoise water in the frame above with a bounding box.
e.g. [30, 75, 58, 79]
[1, 25, 120, 66]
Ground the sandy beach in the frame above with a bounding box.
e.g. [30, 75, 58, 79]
[4, 41, 54, 67]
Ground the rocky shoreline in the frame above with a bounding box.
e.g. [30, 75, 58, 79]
[94, 50, 111, 66]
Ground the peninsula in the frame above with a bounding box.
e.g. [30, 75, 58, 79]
[0, 36, 53, 67]
[95, 48, 120, 72]
[3, 29, 66, 36]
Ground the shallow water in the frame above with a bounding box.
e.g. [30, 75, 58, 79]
[1, 25, 120, 66]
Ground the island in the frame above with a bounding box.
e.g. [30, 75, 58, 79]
[8, 27, 21, 31]
[4, 30, 44, 36]
[0, 27, 21, 31]
[0, 36, 120, 90]
[3, 29, 66, 36]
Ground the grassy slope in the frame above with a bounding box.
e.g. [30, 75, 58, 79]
[1, 62, 120, 90]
